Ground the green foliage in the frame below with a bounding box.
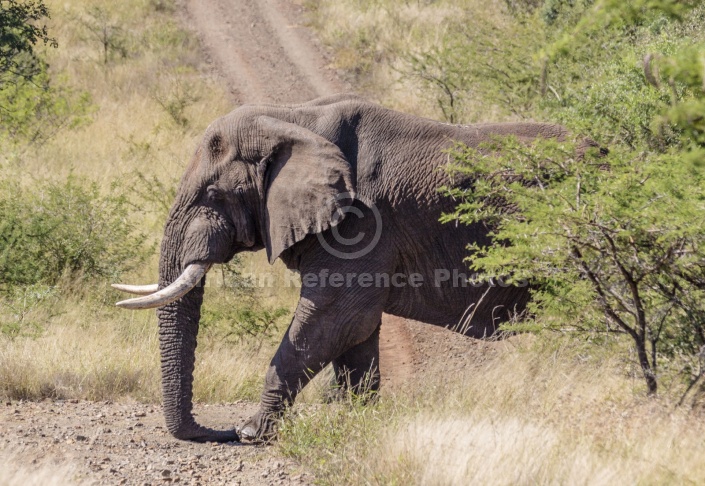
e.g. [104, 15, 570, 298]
[0, 283, 56, 337]
[535, 2, 705, 151]
[400, 0, 704, 143]
[651, 45, 705, 152]
[201, 295, 289, 346]
[439, 0, 705, 395]
[0, 66, 93, 145]
[201, 262, 289, 346]
[0, 0, 90, 145]
[444, 137, 705, 394]
[278, 401, 383, 484]
[0, 175, 153, 290]
[402, 12, 545, 122]
[153, 78, 200, 129]
[127, 169, 178, 218]
[0, 0, 56, 78]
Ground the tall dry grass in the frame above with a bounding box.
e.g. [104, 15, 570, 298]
[279, 336, 705, 484]
[303, 0, 508, 120]
[0, 286, 283, 402]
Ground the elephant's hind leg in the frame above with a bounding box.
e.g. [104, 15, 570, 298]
[329, 323, 381, 402]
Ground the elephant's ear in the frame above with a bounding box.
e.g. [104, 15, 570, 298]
[257, 116, 355, 264]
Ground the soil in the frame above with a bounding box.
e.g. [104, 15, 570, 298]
[1, 400, 311, 485]
[2, 1, 486, 484]
[185, 0, 346, 104]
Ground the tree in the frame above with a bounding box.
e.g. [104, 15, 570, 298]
[78, 6, 127, 64]
[443, 137, 705, 395]
[0, 1, 90, 146]
[0, 0, 56, 80]
[442, 0, 705, 395]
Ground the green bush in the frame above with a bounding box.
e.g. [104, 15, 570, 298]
[444, 137, 705, 395]
[0, 175, 153, 290]
[0, 1, 91, 145]
[441, 1, 705, 395]
[0, 283, 56, 337]
[201, 264, 290, 347]
[0, 63, 92, 145]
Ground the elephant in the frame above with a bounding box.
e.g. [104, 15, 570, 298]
[113, 93, 589, 442]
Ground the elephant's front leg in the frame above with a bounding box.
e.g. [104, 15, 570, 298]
[239, 290, 386, 441]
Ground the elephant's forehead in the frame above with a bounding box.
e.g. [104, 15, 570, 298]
[184, 146, 205, 178]
[204, 114, 254, 158]
[181, 139, 247, 191]
[181, 145, 216, 192]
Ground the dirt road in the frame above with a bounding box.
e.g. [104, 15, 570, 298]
[1, 400, 310, 485]
[2, 1, 481, 484]
[186, 0, 345, 104]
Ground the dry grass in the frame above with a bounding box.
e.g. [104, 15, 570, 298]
[303, 0, 508, 120]
[0, 287, 282, 403]
[379, 343, 705, 485]
[279, 336, 705, 485]
[36, 0, 231, 172]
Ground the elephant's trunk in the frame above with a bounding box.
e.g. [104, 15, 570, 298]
[156, 291, 239, 442]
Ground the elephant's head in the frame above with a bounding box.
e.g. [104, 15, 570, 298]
[114, 107, 355, 441]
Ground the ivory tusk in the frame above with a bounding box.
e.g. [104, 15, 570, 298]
[111, 283, 159, 295]
[115, 263, 210, 310]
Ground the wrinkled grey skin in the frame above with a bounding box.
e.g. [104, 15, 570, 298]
[156, 94, 574, 442]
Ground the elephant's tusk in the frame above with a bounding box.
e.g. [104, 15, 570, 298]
[111, 283, 159, 295]
[115, 263, 211, 310]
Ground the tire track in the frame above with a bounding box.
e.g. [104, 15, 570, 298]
[185, 0, 344, 103]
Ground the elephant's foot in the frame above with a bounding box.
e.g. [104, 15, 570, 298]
[239, 409, 281, 442]
[171, 424, 240, 443]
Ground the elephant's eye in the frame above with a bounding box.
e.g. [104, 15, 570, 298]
[206, 185, 223, 203]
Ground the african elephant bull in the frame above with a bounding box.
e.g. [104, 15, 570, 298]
[113, 94, 580, 442]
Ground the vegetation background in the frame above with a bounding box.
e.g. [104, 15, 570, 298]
[2, 0, 705, 484]
[0, 0, 296, 407]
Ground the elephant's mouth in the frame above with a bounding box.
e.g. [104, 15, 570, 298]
[113, 262, 211, 309]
